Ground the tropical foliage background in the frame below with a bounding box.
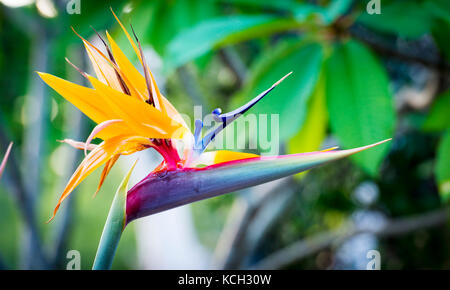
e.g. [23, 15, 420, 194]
[0, 0, 449, 269]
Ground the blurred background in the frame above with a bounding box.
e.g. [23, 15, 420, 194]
[0, 0, 449, 270]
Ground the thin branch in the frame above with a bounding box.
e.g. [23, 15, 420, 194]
[252, 207, 450, 269]
[213, 178, 295, 269]
[348, 26, 450, 74]
[0, 127, 48, 269]
[2, 5, 51, 269]
[50, 49, 89, 269]
[177, 66, 209, 107]
[0, 254, 7, 270]
[218, 47, 248, 87]
[19, 24, 51, 269]
[0, 5, 39, 36]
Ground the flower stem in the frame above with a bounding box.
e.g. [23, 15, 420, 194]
[92, 161, 137, 270]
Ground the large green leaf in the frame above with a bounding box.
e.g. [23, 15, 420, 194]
[127, 0, 219, 57]
[425, 0, 450, 24]
[318, 0, 353, 24]
[293, 0, 352, 24]
[287, 74, 328, 179]
[231, 40, 323, 145]
[325, 40, 395, 176]
[221, 0, 352, 25]
[432, 19, 450, 62]
[221, 0, 296, 11]
[436, 129, 450, 201]
[357, 1, 434, 39]
[65, 0, 126, 42]
[429, 0, 450, 62]
[423, 90, 450, 132]
[164, 15, 300, 71]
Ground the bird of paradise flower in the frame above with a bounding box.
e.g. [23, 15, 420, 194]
[38, 10, 391, 269]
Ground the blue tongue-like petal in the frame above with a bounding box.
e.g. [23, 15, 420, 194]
[194, 72, 292, 154]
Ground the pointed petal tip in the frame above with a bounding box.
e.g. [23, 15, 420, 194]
[92, 184, 103, 199]
[37, 72, 58, 86]
[45, 208, 58, 224]
[65, 57, 89, 78]
[71, 26, 90, 45]
[121, 158, 139, 192]
[129, 158, 139, 173]
[330, 138, 393, 158]
[364, 138, 392, 149]
[70, 26, 80, 38]
[0, 142, 13, 180]
[84, 119, 123, 156]
[321, 146, 339, 152]
[92, 190, 100, 199]
[273, 71, 293, 87]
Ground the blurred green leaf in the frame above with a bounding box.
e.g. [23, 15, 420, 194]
[220, 0, 296, 11]
[431, 19, 450, 62]
[357, 1, 434, 39]
[65, 0, 125, 42]
[425, 0, 450, 24]
[326, 40, 395, 176]
[423, 90, 450, 132]
[136, 0, 219, 55]
[292, 4, 324, 22]
[293, 0, 352, 24]
[287, 74, 328, 179]
[232, 40, 323, 144]
[164, 14, 299, 71]
[319, 0, 353, 24]
[436, 129, 450, 201]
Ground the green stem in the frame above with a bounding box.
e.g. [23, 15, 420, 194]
[92, 161, 137, 270]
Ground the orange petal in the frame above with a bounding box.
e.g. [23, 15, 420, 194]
[109, 10, 167, 111]
[107, 30, 187, 129]
[39, 72, 108, 123]
[161, 94, 189, 129]
[38, 72, 169, 140]
[93, 154, 120, 197]
[83, 40, 123, 92]
[88, 76, 187, 139]
[48, 135, 152, 222]
[131, 29, 166, 113]
[71, 28, 144, 101]
[106, 31, 149, 100]
[38, 72, 132, 140]
[84, 119, 123, 156]
[110, 8, 141, 62]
